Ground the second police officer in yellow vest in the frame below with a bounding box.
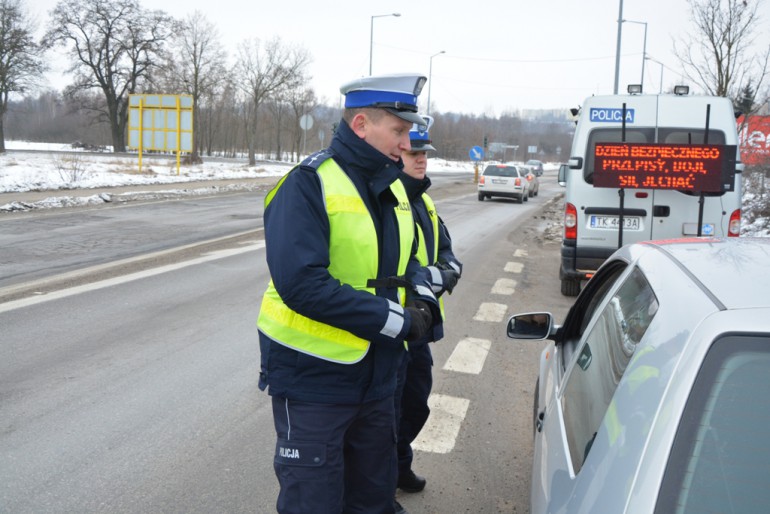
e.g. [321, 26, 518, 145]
[394, 116, 462, 506]
[257, 74, 457, 514]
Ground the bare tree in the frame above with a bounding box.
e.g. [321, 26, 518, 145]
[234, 36, 311, 165]
[159, 11, 228, 162]
[674, 0, 770, 101]
[42, 0, 173, 152]
[287, 87, 317, 161]
[0, 0, 45, 152]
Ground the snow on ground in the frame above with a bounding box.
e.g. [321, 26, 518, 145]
[0, 140, 478, 212]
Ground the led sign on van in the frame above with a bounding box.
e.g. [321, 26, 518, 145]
[593, 142, 737, 192]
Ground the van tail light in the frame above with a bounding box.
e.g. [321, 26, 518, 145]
[515, 177, 521, 186]
[479, 176, 485, 185]
[728, 209, 741, 237]
[564, 202, 578, 240]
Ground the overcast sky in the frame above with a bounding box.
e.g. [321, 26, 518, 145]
[35, 0, 770, 116]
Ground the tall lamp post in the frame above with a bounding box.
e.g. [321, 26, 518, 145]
[613, 0, 624, 94]
[427, 50, 445, 116]
[369, 13, 401, 75]
[623, 19, 648, 89]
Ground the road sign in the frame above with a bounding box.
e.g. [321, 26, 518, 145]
[299, 114, 314, 131]
[469, 145, 484, 161]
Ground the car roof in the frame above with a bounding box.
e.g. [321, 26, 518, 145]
[641, 238, 770, 309]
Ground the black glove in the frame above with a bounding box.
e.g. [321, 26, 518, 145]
[440, 269, 460, 295]
[427, 266, 460, 295]
[405, 300, 433, 340]
[436, 260, 462, 277]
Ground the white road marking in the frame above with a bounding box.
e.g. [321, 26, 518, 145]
[491, 278, 517, 295]
[472, 302, 508, 322]
[514, 249, 528, 257]
[0, 242, 266, 314]
[412, 394, 470, 454]
[504, 261, 524, 273]
[443, 337, 491, 374]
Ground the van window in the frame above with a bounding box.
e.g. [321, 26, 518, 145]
[560, 266, 659, 473]
[584, 128, 655, 183]
[659, 128, 726, 145]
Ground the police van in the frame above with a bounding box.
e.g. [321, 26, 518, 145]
[558, 86, 743, 296]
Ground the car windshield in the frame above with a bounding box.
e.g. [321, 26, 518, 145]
[484, 166, 518, 177]
[655, 334, 770, 514]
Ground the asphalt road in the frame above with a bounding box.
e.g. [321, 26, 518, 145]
[0, 172, 573, 513]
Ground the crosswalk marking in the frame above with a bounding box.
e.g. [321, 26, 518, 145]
[504, 261, 524, 273]
[443, 337, 491, 374]
[514, 249, 528, 257]
[412, 394, 470, 454]
[472, 302, 508, 322]
[491, 278, 517, 295]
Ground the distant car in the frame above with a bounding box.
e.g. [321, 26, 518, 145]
[477, 164, 530, 203]
[507, 237, 770, 514]
[526, 159, 544, 176]
[519, 164, 540, 198]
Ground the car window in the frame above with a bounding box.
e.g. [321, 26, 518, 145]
[483, 166, 518, 177]
[655, 335, 770, 514]
[560, 266, 659, 474]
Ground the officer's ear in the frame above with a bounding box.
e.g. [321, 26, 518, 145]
[349, 112, 368, 138]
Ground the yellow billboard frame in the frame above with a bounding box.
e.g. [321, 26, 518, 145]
[127, 94, 193, 174]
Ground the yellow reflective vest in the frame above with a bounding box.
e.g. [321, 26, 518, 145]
[414, 193, 445, 320]
[257, 157, 414, 364]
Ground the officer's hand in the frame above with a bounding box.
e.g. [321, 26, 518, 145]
[406, 300, 433, 340]
[427, 266, 460, 295]
[440, 269, 460, 295]
[437, 260, 463, 277]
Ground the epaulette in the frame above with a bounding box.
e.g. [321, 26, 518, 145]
[299, 150, 332, 171]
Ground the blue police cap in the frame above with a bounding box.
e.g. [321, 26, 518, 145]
[409, 115, 436, 152]
[340, 73, 427, 125]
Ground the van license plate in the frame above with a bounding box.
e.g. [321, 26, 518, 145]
[589, 215, 641, 230]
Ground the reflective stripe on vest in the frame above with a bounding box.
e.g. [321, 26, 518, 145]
[415, 193, 445, 320]
[257, 157, 414, 364]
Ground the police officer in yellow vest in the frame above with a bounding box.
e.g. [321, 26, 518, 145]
[257, 74, 447, 514]
[394, 116, 462, 500]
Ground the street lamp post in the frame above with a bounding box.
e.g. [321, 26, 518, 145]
[613, 0, 624, 94]
[369, 13, 401, 75]
[427, 50, 445, 116]
[623, 19, 648, 89]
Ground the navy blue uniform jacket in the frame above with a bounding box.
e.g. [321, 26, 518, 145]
[258, 120, 435, 404]
[399, 173, 461, 347]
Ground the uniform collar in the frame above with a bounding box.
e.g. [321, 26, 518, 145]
[399, 172, 431, 200]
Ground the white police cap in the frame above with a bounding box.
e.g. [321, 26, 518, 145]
[409, 115, 436, 152]
[340, 73, 427, 125]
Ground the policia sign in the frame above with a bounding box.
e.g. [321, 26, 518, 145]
[593, 142, 737, 193]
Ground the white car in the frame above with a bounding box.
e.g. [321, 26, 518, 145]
[508, 237, 770, 514]
[477, 164, 530, 203]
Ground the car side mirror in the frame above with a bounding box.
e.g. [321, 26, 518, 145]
[558, 165, 568, 187]
[506, 312, 554, 340]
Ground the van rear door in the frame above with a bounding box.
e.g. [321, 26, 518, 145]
[649, 96, 734, 239]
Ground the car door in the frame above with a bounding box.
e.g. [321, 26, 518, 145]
[533, 260, 659, 513]
[531, 259, 629, 512]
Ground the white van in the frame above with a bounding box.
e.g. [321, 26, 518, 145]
[558, 88, 743, 296]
